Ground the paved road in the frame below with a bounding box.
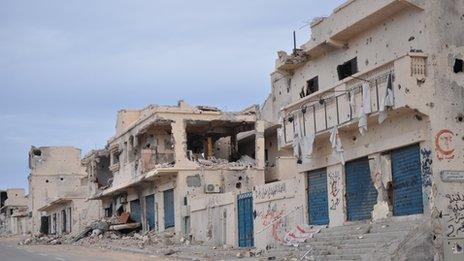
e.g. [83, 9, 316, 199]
[0, 237, 173, 261]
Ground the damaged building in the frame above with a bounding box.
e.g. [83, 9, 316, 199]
[0, 188, 30, 235]
[254, 0, 464, 259]
[28, 146, 101, 236]
[89, 101, 265, 247]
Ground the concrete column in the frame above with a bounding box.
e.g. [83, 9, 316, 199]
[369, 153, 392, 221]
[327, 164, 346, 227]
[255, 121, 266, 170]
[171, 120, 188, 166]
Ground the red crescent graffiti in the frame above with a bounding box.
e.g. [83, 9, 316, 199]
[435, 129, 455, 160]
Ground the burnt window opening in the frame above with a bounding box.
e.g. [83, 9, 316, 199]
[337, 57, 358, 80]
[454, 59, 463, 73]
[306, 76, 319, 96]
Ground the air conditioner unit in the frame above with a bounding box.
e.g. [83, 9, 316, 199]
[205, 184, 222, 194]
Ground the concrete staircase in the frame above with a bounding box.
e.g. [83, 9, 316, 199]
[262, 219, 420, 261]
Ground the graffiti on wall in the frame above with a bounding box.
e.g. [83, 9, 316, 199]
[258, 203, 286, 242]
[328, 171, 341, 210]
[420, 148, 433, 188]
[255, 182, 287, 201]
[435, 129, 455, 161]
[445, 192, 464, 238]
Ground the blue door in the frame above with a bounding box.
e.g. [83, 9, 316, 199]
[307, 169, 329, 225]
[391, 144, 423, 216]
[237, 192, 254, 247]
[145, 194, 156, 230]
[130, 199, 141, 223]
[346, 158, 378, 221]
[164, 189, 175, 229]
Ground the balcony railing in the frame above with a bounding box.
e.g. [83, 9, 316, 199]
[281, 53, 426, 145]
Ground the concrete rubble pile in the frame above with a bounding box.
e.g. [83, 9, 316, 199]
[197, 155, 256, 169]
[18, 234, 63, 246]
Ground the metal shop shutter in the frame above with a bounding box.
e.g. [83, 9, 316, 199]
[130, 199, 141, 223]
[237, 192, 254, 247]
[346, 157, 378, 221]
[307, 169, 329, 225]
[164, 189, 175, 229]
[391, 144, 424, 216]
[145, 194, 156, 230]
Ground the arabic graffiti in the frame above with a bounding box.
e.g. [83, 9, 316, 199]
[445, 192, 464, 238]
[255, 183, 287, 201]
[328, 171, 341, 210]
[420, 148, 433, 187]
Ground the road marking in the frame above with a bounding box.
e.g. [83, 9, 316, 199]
[55, 257, 66, 261]
[39, 253, 48, 256]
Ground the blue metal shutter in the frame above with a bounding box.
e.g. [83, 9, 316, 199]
[391, 144, 424, 216]
[130, 199, 141, 223]
[346, 158, 378, 221]
[163, 189, 175, 229]
[307, 169, 329, 225]
[145, 194, 156, 230]
[237, 192, 254, 247]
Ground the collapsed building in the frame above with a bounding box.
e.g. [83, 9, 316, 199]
[0, 189, 30, 235]
[89, 101, 265, 246]
[253, 0, 464, 259]
[28, 146, 101, 236]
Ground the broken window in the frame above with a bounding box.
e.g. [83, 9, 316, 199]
[454, 59, 463, 73]
[337, 57, 358, 80]
[306, 76, 319, 95]
[139, 124, 174, 172]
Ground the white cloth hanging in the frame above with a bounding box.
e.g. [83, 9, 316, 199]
[378, 74, 395, 124]
[302, 133, 315, 157]
[349, 89, 356, 116]
[330, 126, 345, 165]
[358, 82, 371, 135]
[292, 113, 304, 160]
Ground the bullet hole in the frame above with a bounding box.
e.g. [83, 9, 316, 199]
[45, 180, 49, 183]
[457, 114, 464, 123]
[414, 114, 423, 121]
[454, 59, 464, 73]
[426, 102, 435, 108]
[398, 84, 402, 90]
[238, 176, 243, 181]
[288, 116, 294, 123]
[297, 159, 302, 164]
[417, 78, 426, 86]
[60, 178, 64, 181]
[408, 36, 415, 41]
[365, 59, 369, 66]
[235, 182, 242, 189]
[405, 88, 410, 94]
[352, 136, 357, 141]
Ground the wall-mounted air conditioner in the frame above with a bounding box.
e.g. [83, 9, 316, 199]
[204, 184, 222, 194]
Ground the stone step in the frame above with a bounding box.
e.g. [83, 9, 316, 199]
[302, 254, 363, 261]
[312, 230, 406, 241]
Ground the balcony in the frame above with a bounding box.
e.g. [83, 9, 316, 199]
[302, 0, 424, 60]
[280, 52, 428, 146]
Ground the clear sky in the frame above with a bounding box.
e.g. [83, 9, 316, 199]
[0, 0, 345, 190]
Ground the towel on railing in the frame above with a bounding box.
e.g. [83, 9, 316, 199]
[378, 74, 395, 124]
[358, 82, 371, 135]
[330, 125, 345, 165]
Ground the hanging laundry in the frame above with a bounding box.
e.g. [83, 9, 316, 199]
[330, 125, 345, 165]
[358, 82, 371, 135]
[349, 89, 356, 116]
[302, 132, 315, 158]
[292, 113, 304, 162]
[378, 74, 395, 124]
